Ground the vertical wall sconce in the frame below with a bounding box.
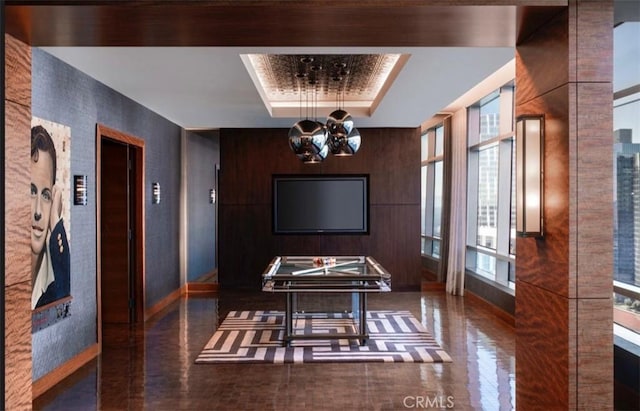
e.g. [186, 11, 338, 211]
[516, 114, 544, 238]
[74, 175, 88, 206]
[152, 182, 161, 204]
[209, 189, 216, 204]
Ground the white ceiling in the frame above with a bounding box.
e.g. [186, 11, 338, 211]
[40, 46, 515, 130]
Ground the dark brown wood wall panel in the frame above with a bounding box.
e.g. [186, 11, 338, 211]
[368, 205, 422, 289]
[5, 34, 31, 106]
[573, 0, 614, 82]
[514, 8, 568, 105]
[576, 298, 613, 410]
[515, 1, 613, 409]
[4, 101, 31, 288]
[516, 85, 570, 296]
[272, 232, 370, 259]
[359, 128, 421, 205]
[4, 282, 33, 410]
[4, 33, 33, 411]
[575, 82, 613, 298]
[218, 205, 273, 289]
[4, 3, 544, 48]
[516, 280, 570, 410]
[219, 127, 421, 290]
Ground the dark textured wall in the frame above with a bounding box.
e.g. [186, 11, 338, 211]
[614, 341, 640, 410]
[218, 127, 421, 290]
[186, 131, 219, 282]
[31, 49, 182, 379]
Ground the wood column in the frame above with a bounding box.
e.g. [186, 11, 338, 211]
[515, 1, 613, 409]
[4, 34, 33, 410]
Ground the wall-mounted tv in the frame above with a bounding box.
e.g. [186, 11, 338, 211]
[273, 174, 369, 234]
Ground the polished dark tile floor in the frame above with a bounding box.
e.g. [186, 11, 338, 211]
[34, 290, 517, 410]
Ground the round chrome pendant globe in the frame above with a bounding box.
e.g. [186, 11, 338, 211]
[326, 109, 354, 138]
[301, 142, 329, 163]
[329, 127, 361, 156]
[288, 119, 328, 162]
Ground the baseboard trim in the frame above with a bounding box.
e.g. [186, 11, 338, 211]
[185, 282, 219, 295]
[144, 287, 183, 321]
[193, 269, 218, 283]
[422, 281, 445, 291]
[465, 290, 515, 327]
[32, 343, 100, 399]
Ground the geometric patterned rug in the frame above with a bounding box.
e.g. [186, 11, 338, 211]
[195, 310, 452, 364]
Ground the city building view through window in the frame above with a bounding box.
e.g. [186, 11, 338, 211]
[467, 84, 515, 287]
[613, 21, 640, 339]
[421, 125, 444, 259]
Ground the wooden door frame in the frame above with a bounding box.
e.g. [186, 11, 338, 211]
[96, 124, 145, 346]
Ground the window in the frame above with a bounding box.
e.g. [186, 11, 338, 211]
[466, 83, 516, 287]
[477, 145, 499, 248]
[613, 21, 640, 342]
[421, 124, 445, 259]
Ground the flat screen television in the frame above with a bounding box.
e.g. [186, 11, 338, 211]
[273, 174, 369, 234]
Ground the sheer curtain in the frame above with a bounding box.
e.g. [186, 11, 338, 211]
[446, 110, 467, 296]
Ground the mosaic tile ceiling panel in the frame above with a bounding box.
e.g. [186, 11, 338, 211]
[244, 53, 408, 117]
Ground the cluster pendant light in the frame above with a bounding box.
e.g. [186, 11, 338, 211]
[327, 108, 360, 157]
[288, 57, 361, 163]
[288, 118, 328, 163]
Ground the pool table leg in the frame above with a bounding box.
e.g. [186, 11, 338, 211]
[285, 292, 293, 347]
[359, 292, 368, 346]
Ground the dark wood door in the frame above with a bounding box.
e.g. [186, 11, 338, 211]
[101, 138, 133, 323]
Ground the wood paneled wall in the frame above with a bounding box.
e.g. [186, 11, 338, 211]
[515, 1, 613, 409]
[4, 34, 33, 410]
[218, 127, 421, 290]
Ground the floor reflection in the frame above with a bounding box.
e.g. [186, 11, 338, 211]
[35, 290, 516, 410]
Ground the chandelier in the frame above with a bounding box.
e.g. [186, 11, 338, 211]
[288, 57, 361, 163]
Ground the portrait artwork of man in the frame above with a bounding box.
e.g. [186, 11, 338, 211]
[30, 118, 71, 311]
